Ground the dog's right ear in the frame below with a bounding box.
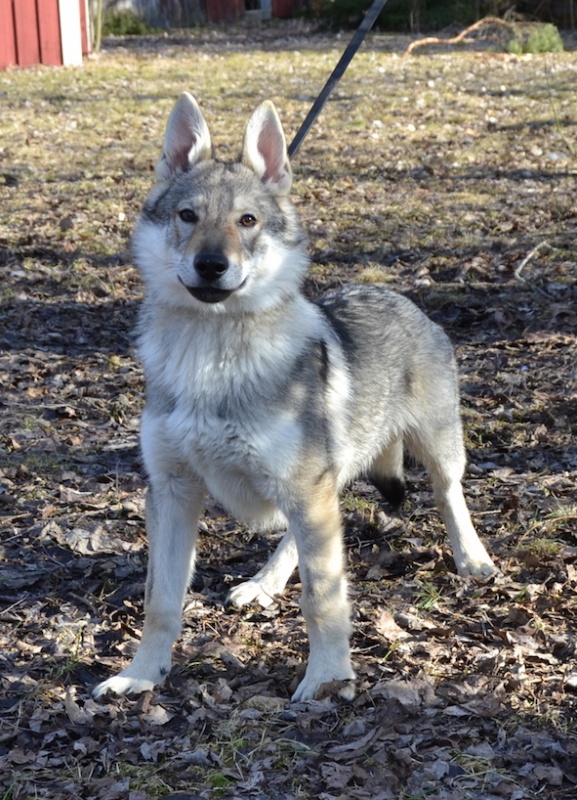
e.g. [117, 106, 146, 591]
[155, 93, 212, 181]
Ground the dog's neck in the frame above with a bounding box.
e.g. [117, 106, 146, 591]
[138, 292, 325, 402]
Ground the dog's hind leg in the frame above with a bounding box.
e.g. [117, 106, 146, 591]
[93, 475, 203, 698]
[409, 420, 496, 579]
[227, 530, 299, 609]
[290, 471, 355, 702]
[368, 436, 406, 509]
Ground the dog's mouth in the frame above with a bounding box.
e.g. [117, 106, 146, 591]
[187, 286, 234, 304]
[179, 276, 247, 304]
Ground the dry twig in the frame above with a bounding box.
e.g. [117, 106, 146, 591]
[403, 16, 515, 57]
[513, 241, 554, 298]
[513, 241, 550, 280]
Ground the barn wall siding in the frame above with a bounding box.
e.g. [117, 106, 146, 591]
[0, 0, 18, 68]
[0, 0, 88, 69]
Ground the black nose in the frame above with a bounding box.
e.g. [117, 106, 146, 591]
[194, 253, 229, 283]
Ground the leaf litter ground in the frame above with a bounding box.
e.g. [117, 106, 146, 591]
[0, 20, 576, 800]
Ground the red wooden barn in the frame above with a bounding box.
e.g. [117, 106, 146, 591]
[1, 0, 90, 69]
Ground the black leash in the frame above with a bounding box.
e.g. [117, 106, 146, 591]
[288, 0, 389, 159]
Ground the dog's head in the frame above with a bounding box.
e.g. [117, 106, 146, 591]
[134, 93, 308, 314]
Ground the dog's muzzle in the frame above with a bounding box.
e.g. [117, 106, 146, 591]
[181, 253, 235, 304]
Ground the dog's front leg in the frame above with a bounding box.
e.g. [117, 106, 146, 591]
[93, 475, 203, 698]
[290, 472, 355, 703]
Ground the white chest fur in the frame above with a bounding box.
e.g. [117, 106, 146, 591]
[138, 301, 325, 524]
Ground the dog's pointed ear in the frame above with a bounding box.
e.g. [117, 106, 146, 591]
[242, 101, 292, 196]
[156, 93, 212, 181]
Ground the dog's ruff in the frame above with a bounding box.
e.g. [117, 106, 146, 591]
[93, 93, 496, 703]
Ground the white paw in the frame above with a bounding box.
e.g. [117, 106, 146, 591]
[93, 666, 166, 700]
[291, 663, 356, 703]
[227, 579, 277, 609]
[291, 675, 356, 703]
[457, 554, 498, 579]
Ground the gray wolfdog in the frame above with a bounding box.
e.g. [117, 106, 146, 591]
[93, 93, 496, 703]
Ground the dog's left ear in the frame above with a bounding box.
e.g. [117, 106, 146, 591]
[242, 101, 292, 196]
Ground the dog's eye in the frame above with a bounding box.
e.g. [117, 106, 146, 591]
[178, 208, 198, 224]
[239, 214, 257, 228]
